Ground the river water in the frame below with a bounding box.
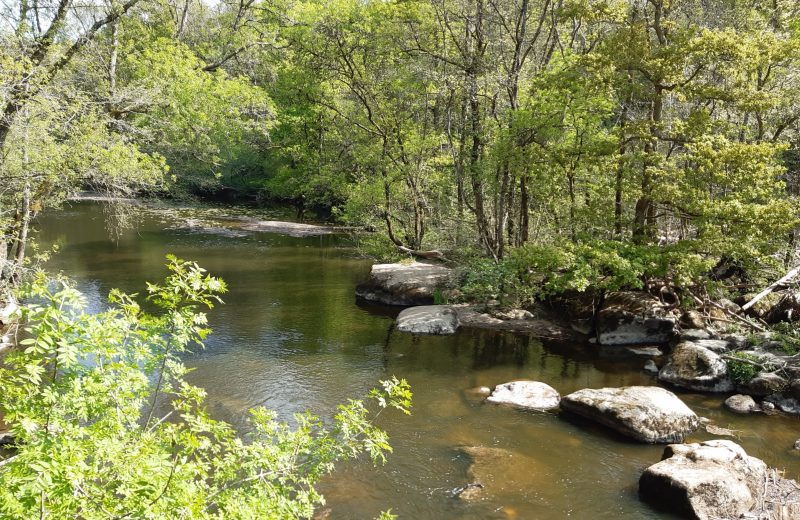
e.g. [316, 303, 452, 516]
[36, 201, 800, 519]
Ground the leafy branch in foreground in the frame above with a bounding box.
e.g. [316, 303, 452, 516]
[0, 256, 411, 519]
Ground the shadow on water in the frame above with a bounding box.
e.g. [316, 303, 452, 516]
[34, 201, 799, 520]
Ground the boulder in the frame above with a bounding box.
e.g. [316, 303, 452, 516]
[595, 292, 676, 345]
[740, 372, 788, 397]
[486, 381, 560, 411]
[720, 334, 749, 350]
[790, 380, 800, 401]
[658, 342, 734, 392]
[639, 440, 800, 520]
[724, 394, 760, 414]
[462, 386, 492, 405]
[560, 386, 699, 443]
[395, 305, 459, 335]
[356, 262, 453, 306]
[764, 394, 800, 415]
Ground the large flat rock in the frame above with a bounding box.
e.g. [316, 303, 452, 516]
[356, 262, 453, 306]
[561, 386, 699, 443]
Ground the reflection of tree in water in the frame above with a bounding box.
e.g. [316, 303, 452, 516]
[470, 331, 531, 369]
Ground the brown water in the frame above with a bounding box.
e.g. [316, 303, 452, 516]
[37, 201, 800, 520]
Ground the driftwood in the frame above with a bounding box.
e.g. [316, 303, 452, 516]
[742, 265, 800, 312]
[395, 245, 448, 262]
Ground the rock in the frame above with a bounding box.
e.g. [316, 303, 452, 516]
[680, 310, 706, 329]
[658, 341, 734, 392]
[455, 446, 542, 502]
[691, 339, 731, 353]
[680, 329, 713, 341]
[720, 334, 749, 350]
[491, 308, 534, 321]
[717, 298, 742, 314]
[764, 394, 800, 415]
[560, 386, 699, 443]
[790, 380, 800, 401]
[765, 290, 800, 324]
[0, 300, 19, 326]
[644, 360, 659, 374]
[0, 431, 14, 446]
[724, 394, 760, 414]
[762, 401, 776, 412]
[595, 292, 676, 345]
[639, 440, 772, 520]
[356, 262, 453, 306]
[741, 292, 784, 320]
[705, 424, 738, 437]
[486, 381, 560, 411]
[741, 372, 788, 397]
[452, 305, 577, 340]
[395, 305, 459, 335]
[795, 439, 800, 451]
[547, 290, 598, 335]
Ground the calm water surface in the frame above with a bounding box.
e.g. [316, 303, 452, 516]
[37, 201, 800, 520]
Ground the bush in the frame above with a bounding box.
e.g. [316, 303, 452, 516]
[726, 352, 763, 384]
[0, 257, 410, 519]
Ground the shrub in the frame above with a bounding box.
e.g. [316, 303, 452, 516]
[0, 257, 410, 519]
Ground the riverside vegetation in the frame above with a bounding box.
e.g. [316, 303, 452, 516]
[2, 0, 800, 518]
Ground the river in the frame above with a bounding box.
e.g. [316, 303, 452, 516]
[36, 200, 800, 519]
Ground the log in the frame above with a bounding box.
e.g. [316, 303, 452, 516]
[742, 265, 800, 312]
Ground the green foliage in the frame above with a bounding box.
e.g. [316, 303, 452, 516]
[459, 240, 719, 306]
[0, 257, 411, 519]
[726, 352, 763, 384]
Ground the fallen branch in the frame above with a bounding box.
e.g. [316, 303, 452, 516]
[395, 245, 448, 262]
[742, 265, 800, 312]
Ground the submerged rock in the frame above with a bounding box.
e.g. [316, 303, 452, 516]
[486, 381, 561, 411]
[455, 446, 543, 503]
[396, 305, 459, 335]
[639, 440, 800, 520]
[724, 394, 760, 415]
[356, 262, 453, 306]
[560, 386, 699, 443]
[595, 292, 676, 345]
[658, 342, 734, 392]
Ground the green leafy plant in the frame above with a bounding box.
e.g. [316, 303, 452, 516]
[0, 257, 411, 519]
[726, 352, 763, 384]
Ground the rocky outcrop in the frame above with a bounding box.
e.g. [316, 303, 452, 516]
[395, 305, 459, 335]
[486, 381, 561, 411]
[356, 262, 453, 306]
[639, 440, 800, 520]
[764, 291, 800, 324]
[658, 342, 734, 392]
[595, 292, 676, 345]
[724, 395, 760, 414]
[560, 386, 699, 443]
